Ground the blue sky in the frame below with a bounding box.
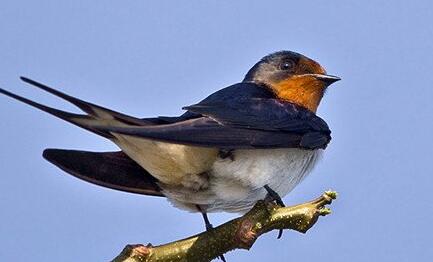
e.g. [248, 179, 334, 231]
[0, 1, 432, 261]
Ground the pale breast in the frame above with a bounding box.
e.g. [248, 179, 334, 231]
[162, 148, 323, 213]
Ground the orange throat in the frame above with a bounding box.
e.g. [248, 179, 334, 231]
[270, 75, 326, 113]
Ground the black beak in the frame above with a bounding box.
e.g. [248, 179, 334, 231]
[314, 74, 341, 85]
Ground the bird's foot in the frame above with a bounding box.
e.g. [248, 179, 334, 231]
[204, 219, 214, 232]
[263, 185, 285, 239]
[264, 185, 285, 207]
[197, 205, 227, 262]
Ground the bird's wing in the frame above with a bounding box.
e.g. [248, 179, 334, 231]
[0, 77, 200, 137]
[0, 77, 157, 139]
[97, 84, 332, 150]
[0, 79, 330, 150]
[184, 97, 328, 133]
[43, 149, 163, 196]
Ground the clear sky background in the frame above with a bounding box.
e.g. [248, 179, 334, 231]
[0, 1, 432, 261]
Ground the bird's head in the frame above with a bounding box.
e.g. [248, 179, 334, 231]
[243, 51, 340, 112]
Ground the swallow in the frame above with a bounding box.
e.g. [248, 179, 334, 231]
[0, 50, 340, 241]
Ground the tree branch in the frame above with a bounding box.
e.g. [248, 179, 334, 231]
[111, 191, 337, 262]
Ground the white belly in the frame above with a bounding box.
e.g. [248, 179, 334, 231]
[162, 148, 323, 213]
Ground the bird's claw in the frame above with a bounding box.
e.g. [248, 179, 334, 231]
[263, 185, 286, 239]
[197, 205, 227, 262]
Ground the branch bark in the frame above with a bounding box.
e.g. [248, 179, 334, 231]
[111, 191, 337, 262]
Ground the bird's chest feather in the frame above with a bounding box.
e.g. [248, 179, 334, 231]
[162, 148, 322, 213]
[211, 148, 322, 201]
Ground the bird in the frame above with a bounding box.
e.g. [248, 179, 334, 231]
[0, 50, 340, 242]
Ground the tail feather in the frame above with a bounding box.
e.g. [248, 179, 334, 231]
[43, 149, 164, 197]
[1, 78, 167, 197]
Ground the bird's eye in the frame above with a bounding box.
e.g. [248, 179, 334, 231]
[280, 60, 295, 70]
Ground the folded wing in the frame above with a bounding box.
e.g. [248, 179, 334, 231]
[0, 77, 153, 139]
[98, 83, 332, 150]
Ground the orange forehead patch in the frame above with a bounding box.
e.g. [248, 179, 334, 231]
[297, 57, 327, 75]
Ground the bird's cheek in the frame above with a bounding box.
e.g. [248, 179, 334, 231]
[269, 76, 325, 112]
[270, 75, 319, 94]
